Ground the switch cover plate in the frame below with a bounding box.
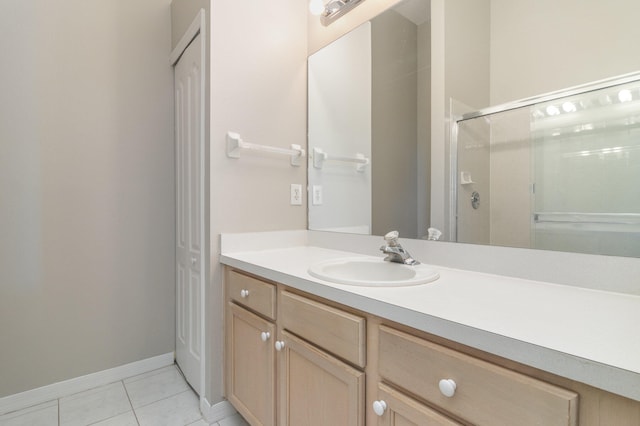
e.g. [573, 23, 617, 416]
[290, 184, 302, 205]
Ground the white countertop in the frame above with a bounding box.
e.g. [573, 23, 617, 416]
[220, 244, 640, 401]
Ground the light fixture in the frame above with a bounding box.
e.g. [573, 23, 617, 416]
[310, 0, 366, 26]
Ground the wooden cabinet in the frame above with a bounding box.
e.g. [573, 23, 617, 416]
[225, 269, 365, 426]
[225, 267, 640, 426]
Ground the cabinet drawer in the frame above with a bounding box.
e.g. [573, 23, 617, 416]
[281, 291, 366, 368]
[227, 270, 276, 320]
[374, 382, 462, 426]
[378, 326, 578, 426]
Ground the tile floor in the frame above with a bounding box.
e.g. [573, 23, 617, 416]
[0, 365, 249, 426]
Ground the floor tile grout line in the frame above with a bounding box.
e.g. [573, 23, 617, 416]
[58, 378, 131, 404]
[65, 381, 134, 426]
[0, 399, 57, 418]
[123, 364, 177, 386]
[121, 379, 141, 426]
[132, 388, 194, 411]
[173, 362, 207, 426]
[59, 364, 177, 405]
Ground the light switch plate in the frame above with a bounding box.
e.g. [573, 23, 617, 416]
[290, 184, 302, 205]
[312, 185, 323, 205]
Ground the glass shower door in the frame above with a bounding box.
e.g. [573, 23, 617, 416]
[530, 80, 640, 256]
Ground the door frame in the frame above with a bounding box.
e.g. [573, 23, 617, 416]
[170, 8, 207, 399]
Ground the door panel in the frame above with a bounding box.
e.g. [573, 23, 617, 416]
[175, 33, 203, 393]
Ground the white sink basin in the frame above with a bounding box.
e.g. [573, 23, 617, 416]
[308, 257, 439, 287]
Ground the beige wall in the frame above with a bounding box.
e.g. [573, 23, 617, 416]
[431, 0, 490, 238]
[371, 10, 418, 237]
[172, 0, 308, 404]
[417, 20, 431, 238]
[0, 0, 175, 397]
[490, 0, 640, 105]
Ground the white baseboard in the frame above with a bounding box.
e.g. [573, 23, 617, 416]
[200, 397, 236, 424]
[0, 352, 174, 416]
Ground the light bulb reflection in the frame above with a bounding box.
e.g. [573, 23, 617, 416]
[546, 105, 560, 116]
[309, 0, 325, 15]
[618, 89, 633, 103]
[562, 102, 576, 113]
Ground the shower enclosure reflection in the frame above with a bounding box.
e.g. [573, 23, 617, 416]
[454, 74, 640, 257]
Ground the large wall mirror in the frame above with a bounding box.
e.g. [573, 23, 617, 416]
[308, 0, 640, 258]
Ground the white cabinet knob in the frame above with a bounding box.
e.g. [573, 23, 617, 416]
[275, 341, 285, 351]
[191, 257, 197, 265]
[372, 400, 387, 416]
[240, 289, 249, 298]
[260, 331, 270, 342]
[438, 379, 457, 397]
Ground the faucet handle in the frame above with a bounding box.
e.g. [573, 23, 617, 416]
[384, 231, 400, 246]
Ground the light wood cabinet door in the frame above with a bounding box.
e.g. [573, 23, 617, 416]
[227, 303, 276, 426]
[372, 383, 463, 426]
[279, 331, 365, 426]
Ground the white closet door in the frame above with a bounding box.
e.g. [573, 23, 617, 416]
[174, 33, 203, 393]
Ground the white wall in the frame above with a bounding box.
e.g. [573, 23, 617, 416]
[172, 0, 308, 404]
[0, 0, 175, 397]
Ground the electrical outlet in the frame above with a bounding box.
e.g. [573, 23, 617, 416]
[290, 184, 302, 205]
[312, 185, 323, 205]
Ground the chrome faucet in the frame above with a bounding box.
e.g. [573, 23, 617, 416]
[380, 231, 420, 265]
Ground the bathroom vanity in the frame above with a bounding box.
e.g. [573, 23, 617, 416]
[221, 232, 640, 426]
